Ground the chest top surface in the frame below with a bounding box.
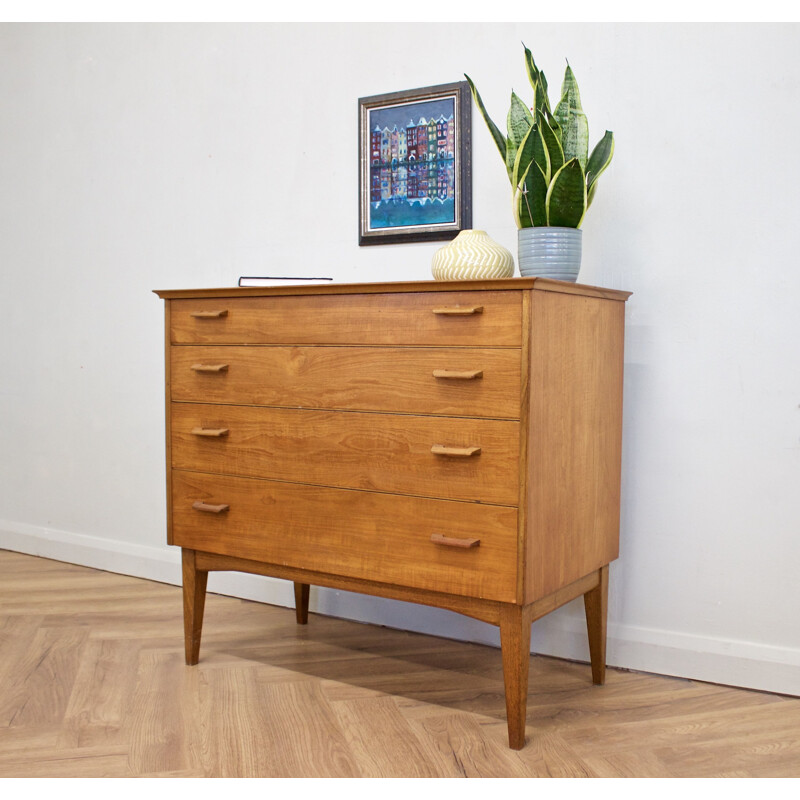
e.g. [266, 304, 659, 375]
[154, 277, 631, 302]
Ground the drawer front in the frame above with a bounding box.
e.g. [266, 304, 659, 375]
[171, 471, 518, 602]
[170, 291, 522, 347]
[171, 403, 520, 505]
[170, 346, 521, 419]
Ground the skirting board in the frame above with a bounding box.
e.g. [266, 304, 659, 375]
[2, 518, 799, 698]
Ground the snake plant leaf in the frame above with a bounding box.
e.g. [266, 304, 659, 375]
[517, 160, 548, 228]
[554, 65, 589, 168]
[535, 77, 550, 118]
[507, 91, 534, 148]
[544, 105, 562, 140]
[546, 157, 587, 228]
[505, 92, 534, 184]
[523, 43, 550, 114]
[512, 124, 541, 195]
[543, 106, 563, 165]
[505, 136, 518, 184]
[532, 124, 549, 182]
[523, 43, 540, 90]
[585, 130, 614, 206]
[587, 181, 598, 208]
[553, 89, 570, 142]
[467, 47, 612, 229]
[464, 74, 508, 176]
[537, 109, 564, 179]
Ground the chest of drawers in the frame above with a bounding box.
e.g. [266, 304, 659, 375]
[154, 277, 630, 749]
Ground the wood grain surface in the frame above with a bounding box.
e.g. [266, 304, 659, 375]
[2, 550, 798, 778]
[158, 280, 631, 751]
[170, 403, 520, 505]
[170, 345, 522, 419]
[524, 291, 626, 602]
[170, 290, 522, 346]
[171, 471, 518, 602]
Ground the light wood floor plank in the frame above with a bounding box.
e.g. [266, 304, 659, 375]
[0, 624, 89, 727]
[580, 750, 674, 779]
[327, 695, 442, 778]
[407, 711, 535, 777]
[127, 649, 202, 776]
[0, 749, 132, 778]
[1, 549, 799, 778]
[234, 679, 360, 777]
[58, 638, 139, 749]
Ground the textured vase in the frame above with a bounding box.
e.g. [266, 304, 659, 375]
[431, 229, 515, 281]
[517, 227, 582, 282]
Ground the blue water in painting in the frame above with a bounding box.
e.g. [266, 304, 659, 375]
[370, 197, 455, 230]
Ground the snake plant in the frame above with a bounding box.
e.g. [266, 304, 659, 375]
[465, 45, 614, 229]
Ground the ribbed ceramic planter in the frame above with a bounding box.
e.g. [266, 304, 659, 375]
[432, 229, 515, 281]
[518, 227, 582, 282]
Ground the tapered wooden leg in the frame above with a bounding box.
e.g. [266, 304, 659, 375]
[583, 564, 609, 685]
[182, 548, 208, 666]
[499, 604, 532, 750]
[294, 582, 310, 624]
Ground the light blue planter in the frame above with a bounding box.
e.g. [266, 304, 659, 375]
[518, 227, 582, 282]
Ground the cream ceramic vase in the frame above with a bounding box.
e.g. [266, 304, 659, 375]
[431, 229, 515, 281]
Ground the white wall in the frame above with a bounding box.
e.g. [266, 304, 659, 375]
[1, 22, 798, 695]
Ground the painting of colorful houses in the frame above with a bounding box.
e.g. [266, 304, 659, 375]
[359, 82, 471, 245]
[366, 97, 458, 230]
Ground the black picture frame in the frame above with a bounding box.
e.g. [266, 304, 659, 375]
[358, 81, 472, 246]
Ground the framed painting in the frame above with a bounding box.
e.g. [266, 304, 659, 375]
[358, 81, 472, 246]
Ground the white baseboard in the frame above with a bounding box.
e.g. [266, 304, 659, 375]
[2, 519, 798, 698]
[1, 518, 183, 585]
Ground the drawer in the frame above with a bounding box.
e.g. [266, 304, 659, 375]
[171, 471, 518, 602]
[169, 346, 522, 419]
[170, 291, 522, 347]
[171, 403, 520, 505]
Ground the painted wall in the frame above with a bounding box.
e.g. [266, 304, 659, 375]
[1, 22, 798, 695]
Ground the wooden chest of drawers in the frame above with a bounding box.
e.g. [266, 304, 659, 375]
[155, 277, 630, 749]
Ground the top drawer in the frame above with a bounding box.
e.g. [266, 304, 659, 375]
[169, 290, 522, 347]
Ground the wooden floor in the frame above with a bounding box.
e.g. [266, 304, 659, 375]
[1, 549, 799, 778]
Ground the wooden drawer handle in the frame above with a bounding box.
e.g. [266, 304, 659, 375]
[192, 501, 229, 514]
[190, 363, 229, 373]
[432, 306, 483, 316]
[190, 309, 228, 318]
[430, 533, 480, 549]
[431, 444, 481, 457]
[432, 369, 483, 380]
[191, 427, 229, 437]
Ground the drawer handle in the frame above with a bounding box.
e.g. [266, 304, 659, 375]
[431, 444, 481, 457]
[432, 369, 483, 380]
[432, 305, 484, 316]
[190, 363, 229, 373]
[191, 427, 230, 437]
[192, 501, 229, 514]
[430, 533, 480, 549]
[190, 309, 228, 318]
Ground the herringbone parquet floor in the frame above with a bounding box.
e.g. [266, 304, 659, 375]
[1, 548, 799, 778]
